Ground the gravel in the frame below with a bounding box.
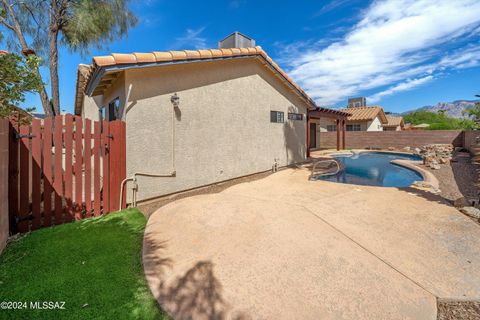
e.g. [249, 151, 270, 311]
[437, 300, 480, 320]
[422, 152, 480, 206]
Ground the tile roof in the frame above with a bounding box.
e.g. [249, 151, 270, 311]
[0, 50, 9, 55]
[75, 46, 322, 114]
[384, 115, 404, 127]
[339, 106, 388, 124]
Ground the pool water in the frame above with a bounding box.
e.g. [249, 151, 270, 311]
[317, 152, 423, 187]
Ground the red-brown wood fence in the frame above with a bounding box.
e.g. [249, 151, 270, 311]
[8, 115, 126, 233]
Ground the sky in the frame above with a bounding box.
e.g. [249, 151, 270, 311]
[11, 0, 480, 114]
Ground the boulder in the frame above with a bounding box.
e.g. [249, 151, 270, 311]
[453, 197, 471, 208]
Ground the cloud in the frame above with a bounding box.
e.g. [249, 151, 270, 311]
[368, 76, 434, 103]
[282, 0, 480, 106]
[313, 0, 353, 17]
[172, 27, 208, 50]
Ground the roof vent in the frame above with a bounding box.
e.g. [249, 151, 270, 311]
[218, 32, 255, 49]
[347, 97, 366, 108]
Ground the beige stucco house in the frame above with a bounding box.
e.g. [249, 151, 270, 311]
[383, 115, 405, 131]
[318, 106, 388, 132]
[74, 45, 344, 203]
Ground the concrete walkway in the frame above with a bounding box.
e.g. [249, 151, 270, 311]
[143, 168, 480, 320]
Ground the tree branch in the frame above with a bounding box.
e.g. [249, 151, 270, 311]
[0, 15, 15, 30]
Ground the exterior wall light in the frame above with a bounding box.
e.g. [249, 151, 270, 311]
[170, 93, 180, 108]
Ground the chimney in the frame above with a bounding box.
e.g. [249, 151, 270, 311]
[218, 32, 256, 49]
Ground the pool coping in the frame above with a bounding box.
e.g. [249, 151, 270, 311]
[316, 150, 440, 192]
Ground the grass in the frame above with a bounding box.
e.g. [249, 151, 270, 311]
[0, 209, 169, 319]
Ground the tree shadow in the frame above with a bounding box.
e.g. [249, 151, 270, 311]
[398, 187, 452, 206]
[143, 232, 250, 320]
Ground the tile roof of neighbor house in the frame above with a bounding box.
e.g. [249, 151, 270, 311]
[74, 46, 349, 117]
[384, 115, 404, 127]
[339, 106, 388, 124]
[0, 50, 8, 55]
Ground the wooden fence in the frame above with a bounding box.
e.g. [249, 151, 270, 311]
[318, 130, 464, 149]
[8, 115, 126, 233]
[0, 119, 8, 253]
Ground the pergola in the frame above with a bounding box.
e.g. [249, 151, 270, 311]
[307, 107, 351, 156]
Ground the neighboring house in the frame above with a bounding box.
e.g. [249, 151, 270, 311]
[409, 123, 430, 130]
[383, 115, 404, 131]
[319, 106, 388, 132]
[74, 35, 345, 203]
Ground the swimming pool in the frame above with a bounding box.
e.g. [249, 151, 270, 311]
[316, 152, 423, 187]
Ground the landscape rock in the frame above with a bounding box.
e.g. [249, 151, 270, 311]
[420, 144, 453, 167]
[403, 146, 411, 152]
[429, 160, 441, 170]
[459, 207, 480, 219]
[388, 147, 395, 151]
[453, 197, 472, 208]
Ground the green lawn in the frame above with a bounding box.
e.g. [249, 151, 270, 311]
[0, 209, 168, 319]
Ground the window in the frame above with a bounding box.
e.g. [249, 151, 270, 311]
[326, 125, 337, 132]
[346, 124, 361, 131]
[270, 111, 284, 123]
[108, 97, 121, 121]
[288, 113, 303, 121]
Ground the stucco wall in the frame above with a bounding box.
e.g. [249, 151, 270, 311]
[82, 95, 102, 122]
[100, 58, 308, 202]
[0, 119, 8, 254]
[366, 116, 383, 131]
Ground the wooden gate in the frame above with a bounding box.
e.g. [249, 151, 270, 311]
[8, 115, 126, 233]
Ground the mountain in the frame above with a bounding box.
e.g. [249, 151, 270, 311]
[402, 100, 479, 118]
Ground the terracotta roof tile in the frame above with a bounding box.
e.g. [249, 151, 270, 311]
[230, 48, 241, 55]
[384, 115, 404, 127]
[133, 52, 156, 63]
[153, 51, 173, 61]
[198, 49, 212, 58]
[111, 53, 137, 64]
[93, 55, 116, 66]
[75, 46, 334, 115]
[170, 51, 187, 60]
[209, 49, 223, 57]
[219, 48, 233, 56]
[185, 50, 201, 59]
[339, 106, 388, 124]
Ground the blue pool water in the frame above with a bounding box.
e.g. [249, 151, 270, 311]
[318, 152, 423, 187]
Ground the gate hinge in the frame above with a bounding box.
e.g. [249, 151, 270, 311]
[14, 133, 36, 140]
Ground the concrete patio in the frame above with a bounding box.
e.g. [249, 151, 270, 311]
[143, 168, 480, 319]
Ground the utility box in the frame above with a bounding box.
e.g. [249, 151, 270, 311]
[348, 97, 367, 108]
[219, 32, 256, 49]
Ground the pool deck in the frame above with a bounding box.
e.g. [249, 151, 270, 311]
[143, 167, 480, 319]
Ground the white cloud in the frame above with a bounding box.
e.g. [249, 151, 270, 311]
[282, 0, 480, 106]
[368, 76, 434, 103]
[172, 27, 208, 50]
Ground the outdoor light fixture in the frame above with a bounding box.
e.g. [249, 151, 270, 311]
[170, 93, 180, 108]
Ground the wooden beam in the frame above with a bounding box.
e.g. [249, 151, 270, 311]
[306, 116, 311, 158]
[336, 119, 340, 151]
[342, 119, 346, 149]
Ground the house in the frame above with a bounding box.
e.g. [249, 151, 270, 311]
[318, 106, 388, 132]
[383, 115, 404, 131]
[74, 34, 346, 203]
